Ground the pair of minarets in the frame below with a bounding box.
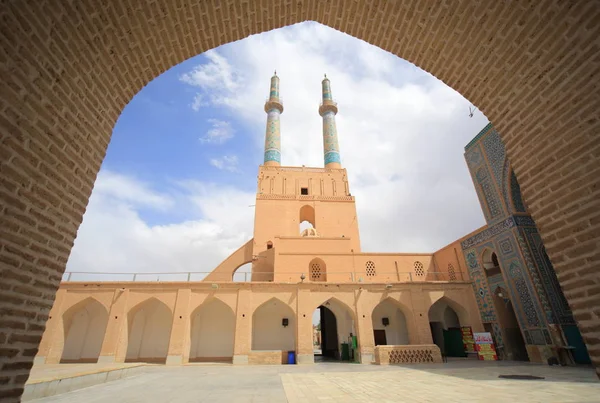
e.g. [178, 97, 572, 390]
[263, 72, 342, 169]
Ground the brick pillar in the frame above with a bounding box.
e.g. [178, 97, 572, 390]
[232, 289, 252, 365]
[35, 289, 67, 365]
[166, 289, 191, 365]
[296, 288, 314, 364]
[99, 289, 130, 363]
[355, 292, 375, 364]
[410, 290, 435, 344]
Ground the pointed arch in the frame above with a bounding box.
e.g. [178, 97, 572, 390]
[126, 297, 173, 363]
[61, 297, 108, 363]
[309, 257, 327, 282]
[252, 297, 295, 351]
[371, 297, 413, 345]
[189, 298, 235, 362]
[428, 296, 469, 328]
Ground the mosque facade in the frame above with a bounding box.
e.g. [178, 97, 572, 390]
[34, 75, 588, 367]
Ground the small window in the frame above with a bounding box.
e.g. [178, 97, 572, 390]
[300, 187, 308, 195]
[448, 264, 456, 281]
[414, 261, 424, 277]
[365, 261, 376, 277]
[266, 241, 273, 250]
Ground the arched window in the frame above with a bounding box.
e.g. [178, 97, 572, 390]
[491, 252, 499, 268]
[414, 261, 424, 277]
[365, 261, 376, 277]
[309, 258, 326, 282]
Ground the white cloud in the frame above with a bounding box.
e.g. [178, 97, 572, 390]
[191, 93, 208, 111]
[67, 171, 255, 277]
[201, 119, 234, 144]
[209, 155, 239, 172]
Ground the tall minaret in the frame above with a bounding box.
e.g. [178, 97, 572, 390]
[319, 74, 341, 169]
[263, 71, 284, 166]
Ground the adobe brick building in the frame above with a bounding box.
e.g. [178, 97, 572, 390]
[1, 1, 599, 399]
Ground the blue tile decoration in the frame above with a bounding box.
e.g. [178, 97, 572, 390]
[465, 249, 496, 323]
[510, 171, 527, 212]
[322, 111, 341, 166]
[523, 227, 574, 325]
[461, 217, 516, 249]
[482, 128, 506, 186]
[492, 322, 504, 348]
[466, 145, 483, 167]
[508, 260, 540, 327]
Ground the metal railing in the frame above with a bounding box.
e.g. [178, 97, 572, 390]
[61, 271, 466, 283]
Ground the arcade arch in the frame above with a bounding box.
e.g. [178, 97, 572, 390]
[312, 298, 356, 361]
[189, 299, 235, 362]
[428, 297, 468, 358]
[252, 298, 295, 351]
[1, 2, 599, 393]
[126, 298, 173, 363]
[371, 298, 410, 346]
[61, 298, 109, 363]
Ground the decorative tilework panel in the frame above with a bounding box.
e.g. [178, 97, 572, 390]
[499, 236, 514, 255]
[510, 171, 527, 212]
[322, 111, 340, 165]
[481, 181, 503, 220]
[514, 215, 536, 227]
[482, 128, 506, 186]
[515, 229, 554, 324]
[523, 228, 574, 325]
[465, 144, 483, 167]
[508, 261, 540, 327]
[465, 249, 496, 323]
[461, 217, 516, 249]
[492, 323, 504, 348]
[264, 109, 281, 163]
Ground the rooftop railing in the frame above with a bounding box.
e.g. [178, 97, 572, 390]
[61, 271, 466, 283]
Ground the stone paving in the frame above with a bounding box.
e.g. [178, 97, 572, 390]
[30, 361, 599, 403]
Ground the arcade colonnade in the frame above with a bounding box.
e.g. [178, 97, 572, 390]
[1, 1, 599, 397]
[35, 283, 482, 366]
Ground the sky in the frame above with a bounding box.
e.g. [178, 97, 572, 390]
[65, 22, 489, 281]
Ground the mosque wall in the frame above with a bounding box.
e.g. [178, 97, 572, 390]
[35, 281, 482, 366]
[461, 124, 591, 364]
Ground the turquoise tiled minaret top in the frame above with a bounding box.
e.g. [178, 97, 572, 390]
[318, 75, 341, 168]
[263, 72, 284, 165]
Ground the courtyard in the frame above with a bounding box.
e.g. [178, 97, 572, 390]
[27, 360, 599, 403]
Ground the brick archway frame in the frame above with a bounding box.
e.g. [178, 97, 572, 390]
[1, 1, 599, 398]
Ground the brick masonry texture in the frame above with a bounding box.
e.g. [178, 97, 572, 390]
[0, 0, 599, 400]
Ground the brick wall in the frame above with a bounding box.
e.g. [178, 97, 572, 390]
[1, 0, 599, 399]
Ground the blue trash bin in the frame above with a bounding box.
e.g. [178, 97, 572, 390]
[287, 351, 296, 364]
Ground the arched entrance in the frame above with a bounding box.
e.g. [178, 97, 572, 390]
[313, 298, 356, 361]
[1, 2, 599, 394]
[371, 298, 410, 346]
[492, 287, 529, 361]
[61, 298, 108, 363]
[126, 298, 173, 363]
[428, 297, 466, 358]
[252, 298, 295, 351]
[189, 299, 235, 363]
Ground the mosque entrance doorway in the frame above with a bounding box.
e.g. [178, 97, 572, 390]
[492, 287, 529, 361]
[313, 299, 356, 362]
[428, 298, 467, 358]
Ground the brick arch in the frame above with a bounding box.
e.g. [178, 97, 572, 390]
[1, 1, 599, 391]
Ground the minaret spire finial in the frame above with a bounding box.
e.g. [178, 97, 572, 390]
[319, 75, 341, 169]
[263, 73, 284, 166]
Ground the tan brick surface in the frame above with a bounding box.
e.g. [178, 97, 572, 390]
[1, 0, 599, 400]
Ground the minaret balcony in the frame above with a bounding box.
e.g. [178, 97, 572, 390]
[319, 99, 338, 115]
[264, 97, 284, 113]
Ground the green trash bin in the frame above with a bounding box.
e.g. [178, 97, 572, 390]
[341, 342, 350, 361]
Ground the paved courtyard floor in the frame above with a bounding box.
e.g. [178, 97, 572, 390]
[30, 360, 599, 403]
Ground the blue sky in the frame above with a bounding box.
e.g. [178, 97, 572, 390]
[67, 22, 489, 278]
